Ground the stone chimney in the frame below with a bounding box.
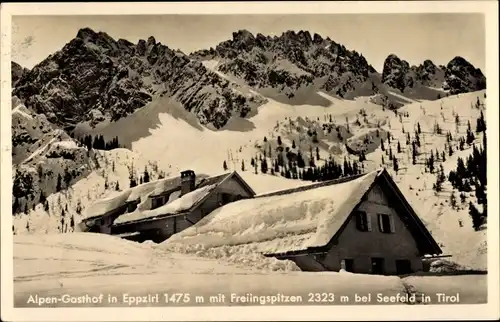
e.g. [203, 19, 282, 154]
[180, 170, 196, 196]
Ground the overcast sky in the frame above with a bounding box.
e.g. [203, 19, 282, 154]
[12, 13, 485, 72]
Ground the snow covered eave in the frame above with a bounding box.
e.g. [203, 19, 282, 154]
[263, 246, 327, 258]
[112, 210, 190, 227]
[422, 254, 452, 259]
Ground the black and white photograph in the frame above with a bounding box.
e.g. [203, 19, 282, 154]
[1, 1, 499, 321]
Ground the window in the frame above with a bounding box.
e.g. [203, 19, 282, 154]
[371, 257, 385, 275]
[220, 193, 231, 205]
[341, 259, 354, 272]
[314, 253, 327, 262]
[127, 201, 139, 213]
[396, 260, 412, 275]
[378, 214, 394, 233]
[355, 211, 371, 232]
[151, 196, 165, 210]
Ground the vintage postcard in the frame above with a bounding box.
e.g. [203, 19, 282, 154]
[1, 1, 499, 321]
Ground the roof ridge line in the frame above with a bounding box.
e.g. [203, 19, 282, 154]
[255, 172, 369, 199]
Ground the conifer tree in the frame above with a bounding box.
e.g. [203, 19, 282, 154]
[476, 110, 486, 133]
[39, 191, 46, 205]
[129, 168, 137, 188]
[12, 197, 20, 214]
[56, 174, 62, 192]
[468, 202, 483, 231]
[223, 160, 228, 171]
[428, 150, 435, 173]
[459, 137, 465, 150]
[261, 158, 268, 174]
[241, 160, 245, 172]
[466, 121, 475, 144]
[297, 151, 305, 168]
[434, 165, 445, 192]
[143, 167, 150, 183]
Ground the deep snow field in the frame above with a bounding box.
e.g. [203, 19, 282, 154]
[12, 233, 487, 308]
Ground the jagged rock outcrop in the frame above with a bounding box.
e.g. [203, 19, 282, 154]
[444, 56, 486, 94]
[381, 54, 485, 95]
[381, 54, 416, 92]
[192, 29, 378, 101]
[13, 28, 265, 130]
[12, 62, 29, 88]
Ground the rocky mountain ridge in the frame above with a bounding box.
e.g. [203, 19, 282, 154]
[381, 54, 485, 96]
[191, 30, 379, 103]
[193, 29, 486, 106]
[13, 28, 486, 131]
[12, 28, 266, 131]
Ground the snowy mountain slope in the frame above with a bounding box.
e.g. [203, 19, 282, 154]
[12, 148, 168, 235]
[69, 87, 488, 270]
[11, 96, 101, 215]
[72, 83, 382, 176]
[357, 90, 488, 269]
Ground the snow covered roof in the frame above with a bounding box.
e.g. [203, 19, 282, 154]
[112, 171, 256, 225]
[166, 169, 443, 256]
[167, 170, 382, 254]
[83, 176, 183, 220]
[82, 172, 220, 220]
[113, 184, 218, 224]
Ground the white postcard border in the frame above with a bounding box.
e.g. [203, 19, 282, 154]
[1, 1, 499, 321]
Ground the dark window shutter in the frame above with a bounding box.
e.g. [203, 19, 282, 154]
[356, 211, 368, 231]
[356, 211, 362, 230]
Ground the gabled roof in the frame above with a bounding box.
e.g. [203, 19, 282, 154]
[112, 171, 256, 226]
[82, 172, 220, 222]
[166, 168, 443, 257]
